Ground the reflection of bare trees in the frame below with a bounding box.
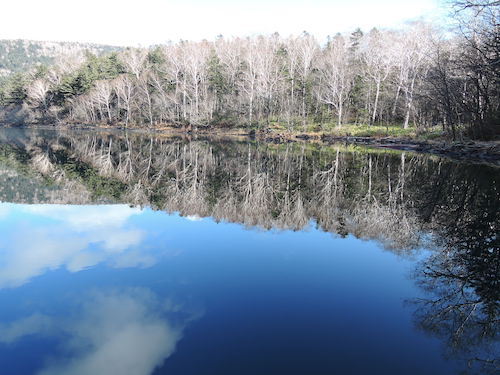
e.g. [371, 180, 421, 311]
[410, 163, 500, 374]
[6, 129, 431, 251]
[1, 129, 437, 249]
[26, 143, 94, 204]
[412, 247, 499, 374]
[348, 199, 421, 252]
[3, 129, 498, 254]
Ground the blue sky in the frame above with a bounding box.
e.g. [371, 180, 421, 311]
[1, 0, 445, 45]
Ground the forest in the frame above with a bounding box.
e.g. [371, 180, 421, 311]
[0, 0, 498, 140]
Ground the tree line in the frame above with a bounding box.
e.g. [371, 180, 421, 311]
[0, 1, 498, 139]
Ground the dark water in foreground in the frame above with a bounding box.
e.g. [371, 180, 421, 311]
[0, 127, 498, 375]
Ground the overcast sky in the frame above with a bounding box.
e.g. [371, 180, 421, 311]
[1, 0, 445, 46]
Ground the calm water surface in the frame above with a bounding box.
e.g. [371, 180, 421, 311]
[0, 128, 498, 375]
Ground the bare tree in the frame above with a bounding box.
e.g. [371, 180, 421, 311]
[359, 29, 394, 125]
[316, 35, 353, 127]
[113, 75, 136, 126]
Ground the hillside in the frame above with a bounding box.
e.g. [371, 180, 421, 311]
[0, 39, 122, 80]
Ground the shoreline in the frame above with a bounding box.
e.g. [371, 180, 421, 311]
[4, 123, 500, 167]
[260, 132, 500, 167]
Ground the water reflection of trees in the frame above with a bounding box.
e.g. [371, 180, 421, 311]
[1, 128, 498, 371]
[21, 131, 424, 250]
[3, 129, 497, 252]
[413, 247, 499, 374]
[411, 162, 499, 374]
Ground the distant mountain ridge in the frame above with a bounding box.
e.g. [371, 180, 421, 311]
[0, 39, 122, 79]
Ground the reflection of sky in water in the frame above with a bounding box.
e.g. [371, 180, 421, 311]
[0, 204, 151, 288]
[1, 289, 187, 375]
[0, 203, 465, 375]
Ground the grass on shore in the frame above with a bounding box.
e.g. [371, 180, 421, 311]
[264, 121, 445, 140]
[32, 119, 447, 141]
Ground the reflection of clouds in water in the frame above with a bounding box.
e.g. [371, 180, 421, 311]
[23, 205, 140, 231]
[0, 289, 192, 375]
[186, 215, 202, 222]
[0, 204, 154, 289]
[0, 314, 53, 344]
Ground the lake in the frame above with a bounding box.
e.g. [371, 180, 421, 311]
[0, 127, 498, 375]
